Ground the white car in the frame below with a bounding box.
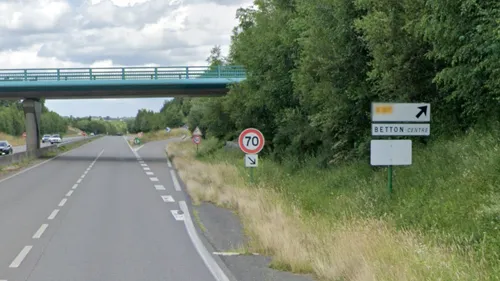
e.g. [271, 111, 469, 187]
[49, 134, 62, 144]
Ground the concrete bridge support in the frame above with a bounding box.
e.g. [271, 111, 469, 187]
[23, 98, 42, 153]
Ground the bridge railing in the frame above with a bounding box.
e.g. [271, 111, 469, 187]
[0, 65, 246, 82]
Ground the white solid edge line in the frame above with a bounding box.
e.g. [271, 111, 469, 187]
[66, 190, 74, 196]
[9, 246, 33, 268]
[179, 201, 230, 281]
[170, 170, 181, 191]
[58, 198, 67, 207]
[32, 224, 49, 239]
[135, 144, 144, 151]
[167, 160, 172, 168]
[0, 140, 91, 185]
[47, 209, 59, 220]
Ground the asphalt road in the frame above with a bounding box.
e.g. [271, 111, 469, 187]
[0, 136, 231, 281]
[12, 136, 86, 154]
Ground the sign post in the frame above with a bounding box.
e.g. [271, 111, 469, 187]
[370, 103, 431, 195]
[192, 127, 202, 153]
[238, 128, 265, 184]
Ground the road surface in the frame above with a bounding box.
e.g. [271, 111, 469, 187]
[11, 136, 86, 154]
[0, 136, 230, 281]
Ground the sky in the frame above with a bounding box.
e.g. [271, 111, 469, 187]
[0, 0, 252, 117]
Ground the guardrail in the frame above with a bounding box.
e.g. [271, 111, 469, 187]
[0, 66, 246, 82]
[0, 136, 100, 167]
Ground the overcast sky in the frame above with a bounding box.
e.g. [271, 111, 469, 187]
[0, 0, 251, 117]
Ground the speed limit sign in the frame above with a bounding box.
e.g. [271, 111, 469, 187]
[238, 128, 265, 154]
[192, 135, 201, 144]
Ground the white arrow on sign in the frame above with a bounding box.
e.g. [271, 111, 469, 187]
[245, 154, 258, 168]
[372, 103, 430, 122]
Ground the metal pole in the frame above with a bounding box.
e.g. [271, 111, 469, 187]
[388, 165, 393, 195]
[250, 168, 254, 184]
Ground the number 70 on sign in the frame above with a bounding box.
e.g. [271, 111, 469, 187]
[239, 128, 265, 154]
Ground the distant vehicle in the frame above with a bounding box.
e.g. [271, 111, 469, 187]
[41, 134, 51, 143]
[90, 133, 95, 136]
[0, 141, 13, 155]
[49, 134, 62, 144]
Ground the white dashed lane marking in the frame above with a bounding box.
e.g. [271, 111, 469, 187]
[58, 198, 67, 207]
[171, 210, 185, 221]
[150, 177, 159, 182]
[47, 209, 59, 220]
[76, 178, 82, 184]
[143, 167, 150, 171]
[32, 224, 48, 239]
[155, 185, 166, 190]
[141, 164, 147, 167]
[9, 246, 32, 268]
[66, 190, 74, 197]
[146, 172, 154, 176]
[162, 195, 175, 202]
[72, 184, 78, 189]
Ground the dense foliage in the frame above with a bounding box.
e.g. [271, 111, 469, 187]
[0, 100, 68, 136]
[131, 0, 500, 166]
[70, 117, 128, 135]
[0, 100, 127, 138]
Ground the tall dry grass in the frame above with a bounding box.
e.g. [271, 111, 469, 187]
[167, 140, 486, 281]
[0, 132, 25, 146]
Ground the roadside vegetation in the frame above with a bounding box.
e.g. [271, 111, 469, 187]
[0, 100, 127, 145]
[128, 0, 500, 280]
[168, 131, 500, 281]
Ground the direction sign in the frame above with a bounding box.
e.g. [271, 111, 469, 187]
[370, 140, 412, 166]
[238, 128, 265, 154]
[192, 135, 201, 145]
[372, 103, 430, 122]
[372, 123, 430, 136]
[192, 127, 202, 136]
[166, 127, 171, 133]
[245, 154, 258, 168]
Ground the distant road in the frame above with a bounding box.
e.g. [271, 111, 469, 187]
[12, 136, 86, 154]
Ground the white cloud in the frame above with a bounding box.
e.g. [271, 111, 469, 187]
[0, 0, 71, 32]
[0, 0, 253, 117]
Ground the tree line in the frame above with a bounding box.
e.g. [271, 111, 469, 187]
[0, 100, 127, 138]
[137, 0, 499, 166]
[0, 100, 68, 137]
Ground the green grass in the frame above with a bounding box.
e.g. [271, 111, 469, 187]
[196, 129, 500, 277]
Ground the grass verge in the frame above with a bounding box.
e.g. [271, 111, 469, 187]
[0, 132, 25, 146]
[166, 130, 500, 281]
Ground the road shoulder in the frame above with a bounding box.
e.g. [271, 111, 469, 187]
[152, 139, 316, 281]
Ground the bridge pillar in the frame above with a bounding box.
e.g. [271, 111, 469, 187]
[23, 98, 42, 153]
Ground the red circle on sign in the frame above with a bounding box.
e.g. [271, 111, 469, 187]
[192, 136, 201, 144]
[238, 128, 265, 154]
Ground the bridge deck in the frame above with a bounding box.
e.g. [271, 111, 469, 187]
[0, 66, 246, 99]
